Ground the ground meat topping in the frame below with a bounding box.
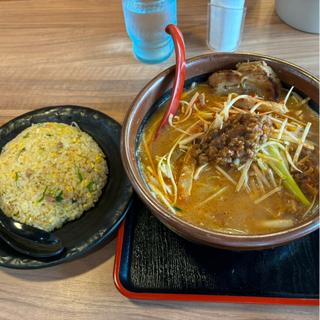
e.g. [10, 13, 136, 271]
[292, 150, 319, 198]
[25, 168, 33, 178]
[192, 113, 272, 167]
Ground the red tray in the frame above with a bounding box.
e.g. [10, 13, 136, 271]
[114, 198, 319, 306]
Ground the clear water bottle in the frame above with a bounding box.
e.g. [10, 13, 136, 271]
[122, 0, 177, 64]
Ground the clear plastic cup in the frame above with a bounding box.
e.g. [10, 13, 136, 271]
[208, 1, 246, 52]
[122, 0, 177, 64]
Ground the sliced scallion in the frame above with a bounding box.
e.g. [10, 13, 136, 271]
[266, 145, 310, 206]
[37, 186, 48, 203]
[87, 181, 95, 192]
[76, 167, 83, 182]
[55, 190, 64, 202]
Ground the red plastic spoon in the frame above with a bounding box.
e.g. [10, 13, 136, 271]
[155, 24, 186, 138]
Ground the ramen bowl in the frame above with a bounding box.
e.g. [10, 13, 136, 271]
[121, 53, 319, 250]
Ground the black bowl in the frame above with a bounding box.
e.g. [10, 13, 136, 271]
[0, 105, 133, 269]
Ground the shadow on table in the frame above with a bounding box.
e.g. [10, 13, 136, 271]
[1, 237, 116, 281]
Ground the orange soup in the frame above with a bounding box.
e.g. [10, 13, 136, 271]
[138, 62, 319, 235]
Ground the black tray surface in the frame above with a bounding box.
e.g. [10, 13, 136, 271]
[119, 197, 319, 299]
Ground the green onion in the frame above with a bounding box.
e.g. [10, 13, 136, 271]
[266, 145, 310, 206]
[18, 147, 26, 156]
[55, 190, 64, 202]
[87, 181, 95, 192]
[76, 167, 83, 182]
[23, 133, 30, 138]
[173, 206, 182, 212]
[14, 172, 19, 181]
[37, 186, 48, 203]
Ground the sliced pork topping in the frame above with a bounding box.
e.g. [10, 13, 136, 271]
[209, 61, 282, 101]
[208, 70, 242, 96]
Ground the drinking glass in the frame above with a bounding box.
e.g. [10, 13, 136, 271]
[208, 1, 246, 52]
[122, 0, 177, 64]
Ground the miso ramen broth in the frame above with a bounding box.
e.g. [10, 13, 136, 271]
[138, 62, 319, 235]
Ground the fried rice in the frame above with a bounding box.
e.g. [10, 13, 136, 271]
[0, 122, 108, 231]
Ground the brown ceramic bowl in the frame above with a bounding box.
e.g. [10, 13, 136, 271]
[121, 53, 319, 250]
